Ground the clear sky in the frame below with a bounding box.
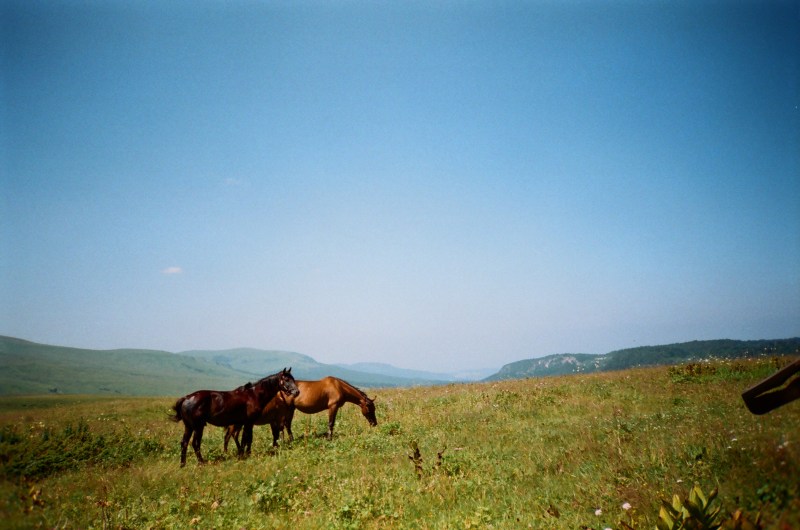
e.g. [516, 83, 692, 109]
[2, 1, 799, 373]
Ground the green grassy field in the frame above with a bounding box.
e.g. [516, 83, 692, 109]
[1, 358, 798, 529]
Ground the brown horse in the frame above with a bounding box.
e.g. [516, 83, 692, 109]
[223, 390, 295, 453]
[285, 376, 377, 440]
[171, 368, 299, 466]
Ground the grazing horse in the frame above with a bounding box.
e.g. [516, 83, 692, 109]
[171, 368, 299, 466]
[223, 390, 295, 453]
[285, 376, 377, 440]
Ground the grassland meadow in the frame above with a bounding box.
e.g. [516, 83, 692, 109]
[1, 357, 798, 529]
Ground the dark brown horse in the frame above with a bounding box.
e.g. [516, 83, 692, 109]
[171, 368, 299, 466]
[223, 390, 295, 453]
[285, 376, 377, 440]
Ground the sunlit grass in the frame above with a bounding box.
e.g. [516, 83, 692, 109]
[1, 357, 798, 528]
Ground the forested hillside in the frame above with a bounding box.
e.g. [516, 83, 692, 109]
[485, 338, 800, 381]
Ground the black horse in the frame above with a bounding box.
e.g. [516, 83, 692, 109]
[224, 389, 295, 453]
[171, 368, 299, 466]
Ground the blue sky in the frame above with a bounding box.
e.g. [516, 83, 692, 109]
[2, 1, 799, 372]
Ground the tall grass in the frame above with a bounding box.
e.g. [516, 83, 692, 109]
[1, 357, 797, 529]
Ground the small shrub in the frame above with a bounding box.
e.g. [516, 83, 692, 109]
[336, 495, 377, 528]
[248, 478, 292, 513]
[493, 390, 520, 406]
[668, 363, 717, 383]
[407, 441, 463, 479]
[379, 421, 402, 436]
[755, 482, 791, 509]
[0, 419, 164, 480]
[656, 484, 721, 530]
[408, 440, 423, 479]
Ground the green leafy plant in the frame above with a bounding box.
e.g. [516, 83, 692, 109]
[0, 419, 163, 480]
[248, 478, 295, 513]
[379, 421, 402, 436]
[656, 484, 721, 530]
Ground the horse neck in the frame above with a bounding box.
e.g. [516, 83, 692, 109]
[338, 379, 368, 405]
[253, 375, 280, 401]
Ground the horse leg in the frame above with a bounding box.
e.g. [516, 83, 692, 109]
[224, 425, 242, 454]
[327, 405, 339, 440]
[241, 424, 254, 457]
[236, 427, 245, 458]
[180, 423, 192, 467]
[191, 425, 205, 464]
[285, 407, 295, 442]
[270, 422, 280, 447]
[232, 425, 243, 454]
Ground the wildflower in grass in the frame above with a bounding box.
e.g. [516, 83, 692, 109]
[622, 502, 631, 511]
[595, 508, 602, 516]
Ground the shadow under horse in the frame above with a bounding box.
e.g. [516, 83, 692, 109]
[171, 368, 299, 466]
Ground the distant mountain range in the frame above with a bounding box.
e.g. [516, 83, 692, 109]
[1, 335, 798, 396]
[182, 348, 453, 387]
[0, 336, 454, 396]
[484, 338, 800, 381]
[335, 362, 495, 382]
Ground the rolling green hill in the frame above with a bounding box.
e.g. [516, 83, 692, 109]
[0, 337, 265, 396]
[484, 337, 800, 381]
[0, 337, 444, 396]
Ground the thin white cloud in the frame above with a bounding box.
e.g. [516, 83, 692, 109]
[162, 266, 183, 275]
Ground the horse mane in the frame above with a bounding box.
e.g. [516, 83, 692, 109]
[338, 378, 372, 402]
[255, 372, 280, 386]
[254, 369, 291, 390]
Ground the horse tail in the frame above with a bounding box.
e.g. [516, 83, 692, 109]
[170, 397, 185, 423]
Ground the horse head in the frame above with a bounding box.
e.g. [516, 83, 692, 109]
[361, 395, 378, 427]
[278, 367, 300, 398]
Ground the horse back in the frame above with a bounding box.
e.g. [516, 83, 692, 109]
[179, 389, 254, 427]
[294, 378, 344, 413]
